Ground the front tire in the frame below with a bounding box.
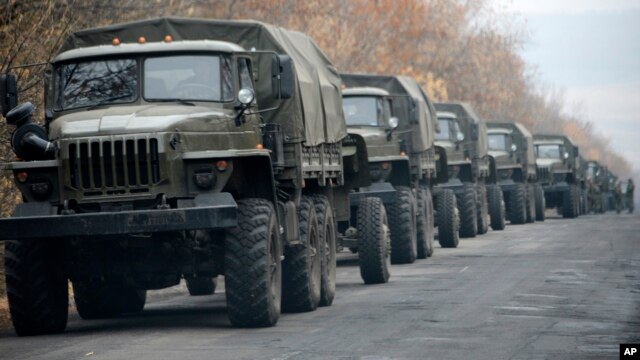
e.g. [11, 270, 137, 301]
[225, 199, 281, 327]
[282, 197, 321, 312]
[437, 189, 460, 248]
[487, 185, 506, 230]
[458, 184, 478, 238]
[357, 197, 391, 284]
[476, 183, 489, 235]
[5, 239, 68, 336]
[388, 186, 417, 264]
[416, 187, 435, 259]
[508, 183, 527, 224]
[562, 185, 579, 218]
[525, 184, 536, 223]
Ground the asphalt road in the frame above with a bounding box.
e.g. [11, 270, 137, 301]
[0, 212, 638, 360]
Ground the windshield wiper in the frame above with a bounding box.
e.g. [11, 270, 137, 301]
[146, 98, 195, 106]
[87, 94, 134, 110]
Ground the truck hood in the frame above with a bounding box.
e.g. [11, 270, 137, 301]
[347, 126, 400, 159]
[50, 104, 232, 139]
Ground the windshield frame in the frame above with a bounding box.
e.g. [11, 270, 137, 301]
[535, 144, 564, 159]
[53, 51, 239, 112]
[54, 56, 139, 111]
[342, 95, 385, 127]
[142, 53, 234, 103]
[487, 133, 510, 151]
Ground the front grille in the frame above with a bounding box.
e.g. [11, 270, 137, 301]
[68, 137, 161, 193]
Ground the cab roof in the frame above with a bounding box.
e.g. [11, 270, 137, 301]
[53, 40, 245, 63]
[343, 87, 390, 97]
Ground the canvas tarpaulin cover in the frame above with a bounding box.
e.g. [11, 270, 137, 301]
[58, 17, 346, 146]
[340, 73, 436, 153]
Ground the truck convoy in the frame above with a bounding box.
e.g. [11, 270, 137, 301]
[487, 121, 544, 224]
[433, 103, 490, 239]
[533, 134, 581, 218]
[0, 17, 354, 335]
[0, 16, 619, 338]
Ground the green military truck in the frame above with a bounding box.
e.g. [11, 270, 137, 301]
[0, 17, 351, 335]
[487, 121, 544, 224]
[533, 134, 581, 218]
[434, 103, 490, 239]
[340, 74, 443, 263]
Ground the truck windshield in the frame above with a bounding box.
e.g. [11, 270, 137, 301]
[436, 119, 460, 140]
[536, 144, 562, 159]
[144, 55, 233, 102]
[56, 59, 137, 110]
[343, 96, 382, 126]
[488, 134, 509, 150]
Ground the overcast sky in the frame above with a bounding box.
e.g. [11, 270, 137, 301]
[495, 0, 640, 177]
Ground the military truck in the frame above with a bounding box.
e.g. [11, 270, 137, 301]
[342, 74, 459, 252]
[487, 121, 544, 224]
[0, 17, 351, 335]
[533, 134, 581, 218]
[340, 74, 444, 263]
[434, 103, 490, 239]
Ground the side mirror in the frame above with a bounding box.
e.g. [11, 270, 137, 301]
[1, 73, 18, 118]
[470, 123, 479, 141]
[456, 132, 465, 142]
[272, 55, 293, 99]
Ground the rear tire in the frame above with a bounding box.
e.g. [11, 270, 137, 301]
[487, 185, 506, 230]
[416, 187, 435, 259]
[185, 276, 217, 296]
[311, 195, 337, 307]
[534, 184, 546, 221]
[388, 186, 417, 264]
[225, 199, 281, 327]
[5, 239, 68, 336]
[476, 183, 489, 235]
[508, 183, 527, 224]
[357, 197, 391, 284]
[437, 189, 460, 248]
[458, 184, 478, 238]
[282, 197, 321, 312]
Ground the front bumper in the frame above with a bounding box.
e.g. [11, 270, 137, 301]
[0, 193, 237, 240]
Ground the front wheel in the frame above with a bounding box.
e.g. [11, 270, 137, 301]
[476, 183, 489, 235]
[5, 239, 68, 336]
[357, 197, 391, 284]
[487, 185, 506, 230]
[458, 184, 478, 238]
[437, 189, 460, 248]
[388, 186, 417, 264]
[225, 199, 281, 327]
[416, 187, 435, 259]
